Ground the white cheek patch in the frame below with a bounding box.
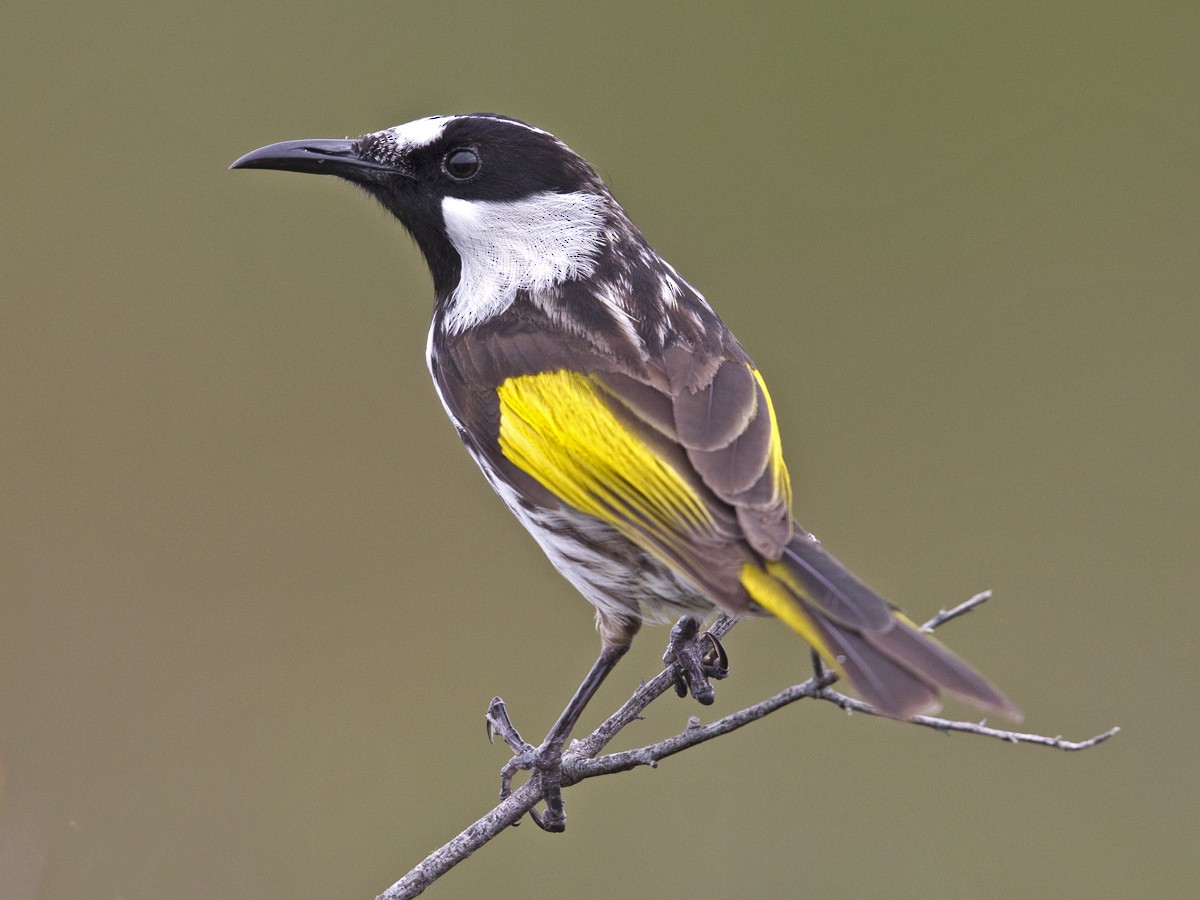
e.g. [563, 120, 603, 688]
[440, 191, 607, 333]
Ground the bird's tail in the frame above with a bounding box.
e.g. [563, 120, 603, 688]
[741, 532, 1021, 721]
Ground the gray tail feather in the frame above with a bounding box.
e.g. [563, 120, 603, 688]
[782, 533, 1021, 721]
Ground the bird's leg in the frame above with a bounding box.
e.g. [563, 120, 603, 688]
[664, 616, 730, 705]
[490, 643, 629, 832]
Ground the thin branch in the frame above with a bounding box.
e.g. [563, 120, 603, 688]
[377, 781, 541, 899]
[378, 614, 741, 900]
[570, 673, 838, 781]
[813, 687, 1121, 750]
[921, 589, 992, 632]
[376, 599, 1117, 900]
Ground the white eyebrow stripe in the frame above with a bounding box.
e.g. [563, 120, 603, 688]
[462, 115, 551, 137]
[384, 114, 553, 152]
[386, 116, 451, 150]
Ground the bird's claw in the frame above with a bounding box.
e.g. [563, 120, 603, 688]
[487, 697, 569, 832]
[485, 696, 533, 754]
[663, 617, 729, 705]
[496, 741, 568, 832]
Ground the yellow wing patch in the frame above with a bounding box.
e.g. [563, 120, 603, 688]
[751, 368, 793, 511]
[497, 371, 715, 545]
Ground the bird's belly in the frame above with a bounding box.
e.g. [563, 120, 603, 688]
[513, 503, 714, 625]
[444, 400, 714, 625]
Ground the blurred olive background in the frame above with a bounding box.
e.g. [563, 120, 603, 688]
[2, 2, 1196, 898]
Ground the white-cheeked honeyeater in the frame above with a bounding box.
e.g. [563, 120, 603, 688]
[233, 114, 1019, 829]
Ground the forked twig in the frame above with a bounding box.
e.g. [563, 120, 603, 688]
[377, 596, 1116, 900]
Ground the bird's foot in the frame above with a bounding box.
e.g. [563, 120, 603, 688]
[663, 616, 729, 705]
[485, 697, 569, 832]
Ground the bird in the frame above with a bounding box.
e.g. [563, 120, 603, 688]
[231, 113, 1019, 830]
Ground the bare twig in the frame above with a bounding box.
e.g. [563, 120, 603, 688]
[376, 599, 1116, 900]
[377, 781, 541, 899]
[921, 589, 993, 632]
[569, 672, 838, 781]
[814, 688, 1121, 750]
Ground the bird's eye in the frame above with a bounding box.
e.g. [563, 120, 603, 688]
[443, 148, 481, 181]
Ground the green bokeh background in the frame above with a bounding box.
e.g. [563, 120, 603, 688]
[3, 3, 1196, 898]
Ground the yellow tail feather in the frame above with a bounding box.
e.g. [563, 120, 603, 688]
[740, 561, 836, 666]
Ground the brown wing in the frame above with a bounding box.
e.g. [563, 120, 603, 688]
[434, 320, 788, 612]
[596, 345, 793, 559]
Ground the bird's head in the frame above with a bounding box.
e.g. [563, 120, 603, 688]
[232, 114, 617, 310]
[233, 113, 718, 352]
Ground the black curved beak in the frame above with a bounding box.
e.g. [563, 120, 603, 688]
[230, 139, 397, 181]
